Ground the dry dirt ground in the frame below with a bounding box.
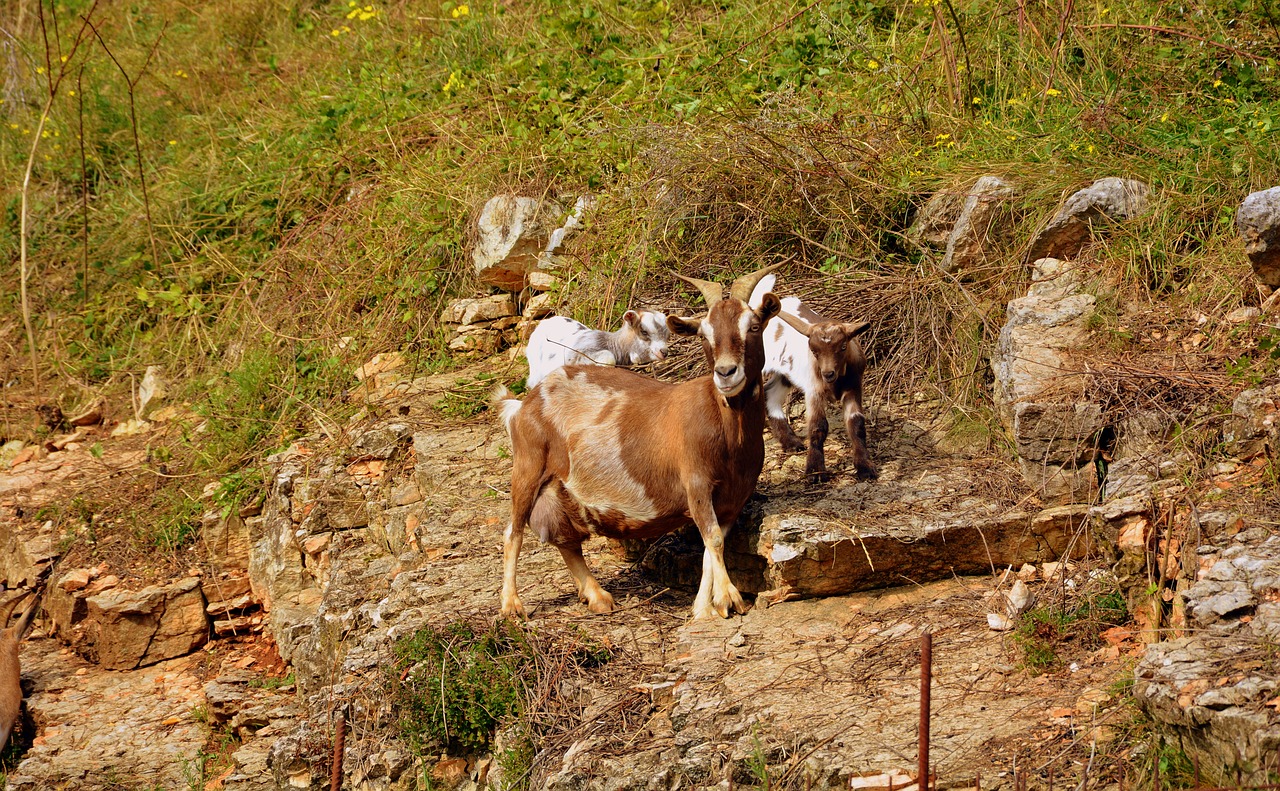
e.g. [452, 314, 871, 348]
[0, 360, 1143, 789]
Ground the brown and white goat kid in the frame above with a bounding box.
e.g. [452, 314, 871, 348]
[494, 266, 781, 620]
[1, 588, 39, 754]
[750, 275, 875, 482]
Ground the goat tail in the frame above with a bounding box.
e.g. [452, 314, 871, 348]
[491, 384, 522, 437]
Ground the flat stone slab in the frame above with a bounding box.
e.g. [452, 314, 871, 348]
[642, 409, 1092, 599]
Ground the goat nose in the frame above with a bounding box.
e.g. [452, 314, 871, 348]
[823, 371, 836, 382]
[654, 349, 666, 361]
[715, 364, 738, 378]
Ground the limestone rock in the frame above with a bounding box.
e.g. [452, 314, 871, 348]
[523, 292, 554, 319]
[440, 293, 517, 326]
[351, 422, 412, 459]
[84, 577, 209, 669]
[940, 175, 1016, 274]
[1237, 186, 1280, 288]
[1026, 178, 1150, 262]
[202, 510, 252, 571]
[528, 271, 561, 292]
[1223, 384, 1280, 459]
[138, 365, 167, 417]
[471, 195, 590, 290]
[907, 188, 966, 249]
[992, 257, 1101, 503]
[0, 519, 58, 589]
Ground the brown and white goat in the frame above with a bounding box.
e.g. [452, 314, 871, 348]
[750, 275, 874, 482]
[494, 266, 781, 620]
[1, 588, 39, 755]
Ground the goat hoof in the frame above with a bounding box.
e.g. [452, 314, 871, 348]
[780, 439, 806, 454]
[807, 470, 832, 483]
[856, 465, 879, 481]
[500, 597, 528, 620]
[586, 590, 616, 614]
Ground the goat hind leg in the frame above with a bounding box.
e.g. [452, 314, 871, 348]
[765, 377, 805, 453]
[557, 544, 615, 614]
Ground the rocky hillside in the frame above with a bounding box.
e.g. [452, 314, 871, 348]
[4, 0, 1280, 788]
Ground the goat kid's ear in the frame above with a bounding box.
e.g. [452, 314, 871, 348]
[623, 310, 641, 327]
[843, 321, 871, 338]
[756, 293, 781, 322]
[667, 315, 703, 337]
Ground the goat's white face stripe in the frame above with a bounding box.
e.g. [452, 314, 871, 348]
[542, 371, 658, 521]
[701, 319, 715, 345]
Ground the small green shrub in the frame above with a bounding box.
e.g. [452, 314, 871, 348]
[1014, 590, 1130, 673]
[392, 621, 536, 754]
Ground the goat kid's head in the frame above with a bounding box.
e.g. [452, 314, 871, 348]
[621, 309, 671, 364]
[778, 312, 871, 386]
[669, 266, 782, 397]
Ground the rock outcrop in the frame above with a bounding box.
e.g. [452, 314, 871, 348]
[1236, 186, 1280, 288]
[907, 175, 1016, 274]
[472, 194, 590, 291]
[1026, 177, 1149, 262]
[440, 293, 520, 354]
[1135, 535, 1280, 782]
[991, 257, 1101, 503]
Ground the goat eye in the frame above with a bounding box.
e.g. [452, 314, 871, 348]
[749, 324, 761, 333]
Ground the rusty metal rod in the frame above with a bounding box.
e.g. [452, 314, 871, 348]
[920, 631, 932, 791]
[331, 711, 346, 791]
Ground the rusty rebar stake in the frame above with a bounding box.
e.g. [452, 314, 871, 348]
[920, 631, 932, 791]
[331, 711, 346, 791]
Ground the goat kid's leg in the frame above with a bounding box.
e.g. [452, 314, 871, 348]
[764, 377, 804, 454]
[558, 544, 615, 614]
[842, 391, 877, 479]
[804, 393, 831, 482]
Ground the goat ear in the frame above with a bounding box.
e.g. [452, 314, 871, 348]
[623, 310, 640, 327]
[756, 292, 781, 322]
[776, 310, 814, 337]
[843, 321, 871, 338]
[667, 315, 703, 337]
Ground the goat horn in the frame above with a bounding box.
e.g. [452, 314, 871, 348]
[777, 311, 814, 338]
[727, 262, 784, 302]
[0, 589, 30, 626]
[674, 273, 725, 307]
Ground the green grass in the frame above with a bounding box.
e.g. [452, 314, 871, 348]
[1014, 590, 1129, 672]
[4, 0, 1280, 553]
[391, 618, 610, 788]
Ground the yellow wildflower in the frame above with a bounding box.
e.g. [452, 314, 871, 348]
[1213, 79, 1222, 88]
[972, 96, 983, 105]
[169, 140, 177, 145]
[68, 90, 75, 96]
[60, 55, 68, 63]
[452, 4, 470, 18]
[442, 70, 464, 94]
[866, 58, 879, 70]
[1045, 88, 1061, 97]
[1160, 111, 1169, 122]
[36, 67, 45, 74]
[1007, 98, 1022, 106]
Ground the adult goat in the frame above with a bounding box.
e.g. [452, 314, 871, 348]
[495, 265, 781, 620]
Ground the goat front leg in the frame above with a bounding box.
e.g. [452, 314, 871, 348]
[558, 543, 615, 614]
[804, 392, 831, 482]
[842, 390, 877, 479]
[686, 480, 746, 619]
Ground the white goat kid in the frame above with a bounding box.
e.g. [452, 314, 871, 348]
[750, 274, 875, 482]
[525, 310, 670, 388]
